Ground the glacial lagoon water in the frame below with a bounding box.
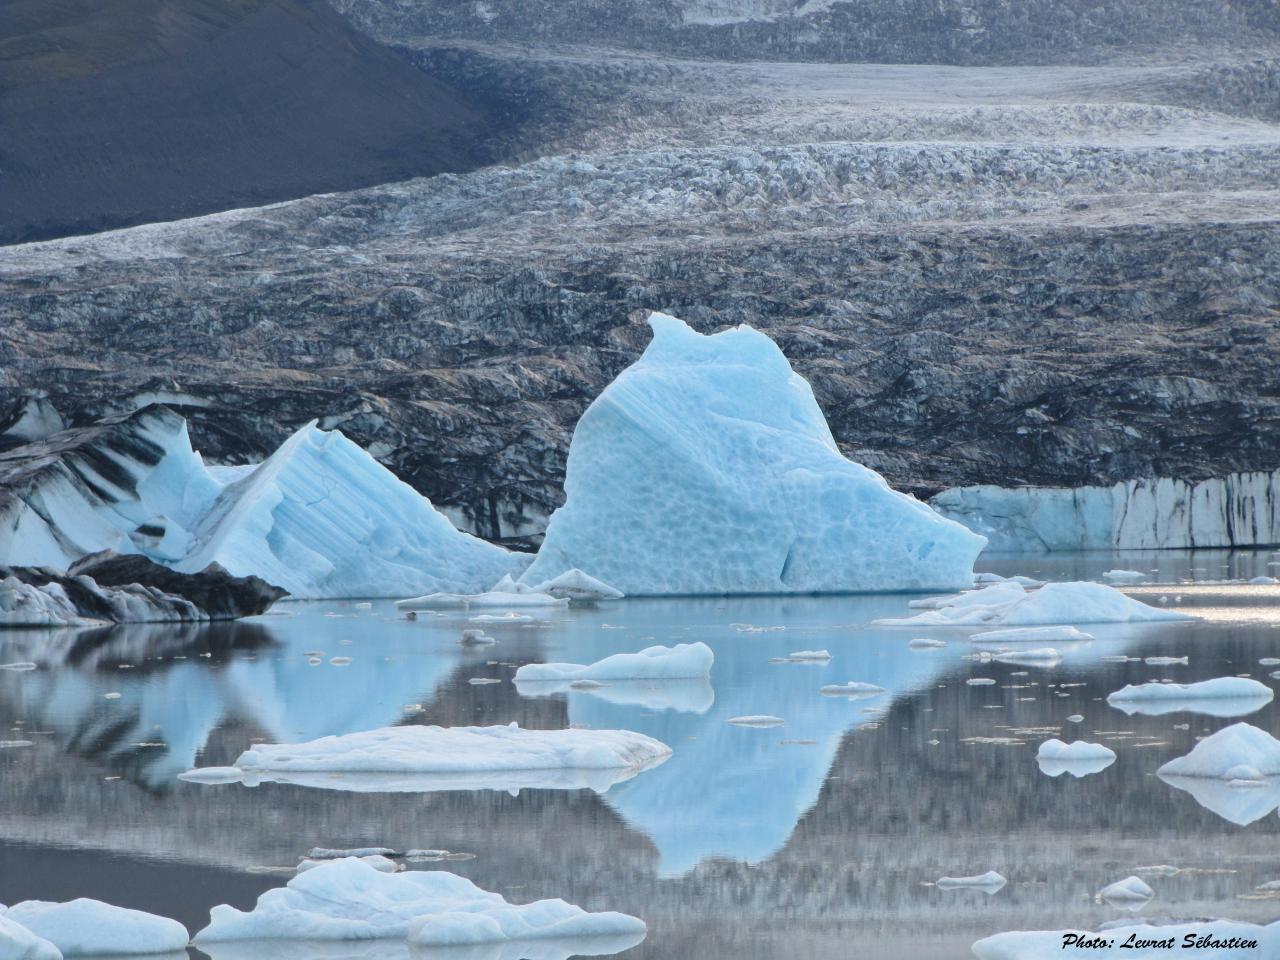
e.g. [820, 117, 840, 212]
[2, 549, 1279, 959]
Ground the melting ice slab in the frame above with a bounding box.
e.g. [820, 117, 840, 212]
[877, 581, 1193, 627]
[194, 857, 646, 946]
[180, 722, 671, 794]
[2, 898, 189, 956]
[1108, 677, 1274, 717]
[519, 312, 985, 596]
[514, 643, 713, 682]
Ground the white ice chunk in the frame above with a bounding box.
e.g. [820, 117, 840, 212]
[517, 312, 985, 596]
[936, 871, 1006, 893]
[1098, 876, 1155, 909]
[1158, 723, 1280, 779]
[297, 855, 399, 875]
[179, 423, 528, 599]
[819, 681, 887, 698]
[992, 648, 1062, 666]
[0, 914, 61, 960]
[307, 847, 397, 860]
[513, 643, 713, 682]
[726, 715, 784, 727]
[1108, 678, 1274, 717]
[970, 626, 1094, 644]
[1035, 739, 1116, 778]
[181, 723, 670, 794]
[877, 581, 1192, 628]
[193, 858, 646, 944]
[3, 899, 189, 956]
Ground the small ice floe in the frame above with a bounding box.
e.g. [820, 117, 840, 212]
[1035, 739, 1116, 778]
[0, 661, 37, 671]
[470, 612, 534, 623]
[992, 648, 1062, 667]
[936, 871, 1006, 894]
[192, 857, 646, 947]
[103, 692, 122, 700]
[970, 626, 1094, 644]
[1144, 656, 1188, 666]
[0, 740, 34, 748]
[1257, 879, 1280, 891]
[1102, 569, 1146, 583]
[972, 918, 1278, 959]
[514, 643, 713, 683]
[397, 590, 568, 611]
[820, 681, 887, 698]
[1249, 576, 1280, 584]
[1066, 714, 1084, 723]
[877, 581, 1192, 628]
[4, 898, 189, 955]
[459, 629, 497, 647]
[521, 569, 625, 601]
[406, 849, 450, 860]
[179, 723, 671, 794]
[908, 638, 947, 649]
[727, 715, 785, 727]
[298, 854, 400, 874]
[309, 847, 398, 859]
[966, 678, 997, 686]
[1108, 678, 1274, 717]
[770, 649, 831, 662]
[1097, 875, 1155, 910]
[467, 677, 502, 685]
[329, 656, 352, 666]
[1260, 657, 1280, 666]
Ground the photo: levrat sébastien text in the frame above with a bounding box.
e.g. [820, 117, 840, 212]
[2, 1, 1280, 957]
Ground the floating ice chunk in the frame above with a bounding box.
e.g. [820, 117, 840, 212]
[194, 858, 645, 945]
[297, 855, 399, 875]
[468, 677, 502, 685]
[1250, 576, 1279, 585]
[181, 723, 670, 794]
[878, 581, 1192, 628]
[1098, 876, 1154, 909]
[908, 638, 946, 649]
[308, 847, 398, 859]
[1066, 714, 1084, 723]
[1035, 740, 1116, 778]
[1108, 678, 1273, 717]
[727, 715, 785, 727]
[819, 682, 887, 698]
[970, 626, 1094, 644]
[992, 648, 1062, 667]
[1144, 656, 1188, 665]
[936, 871, 1006, 893]
[396, 593, 469, 610]
[178, 423, 527, 599]
[513, 643, 713, 683]
[1157, 723, 1280, 779]
[0, 662, 37, 671]
[397, 591, 566, 611]
[460, 630, 497, 647]
[1260, 658, 1280, 666]
[973, 919, 1278, 959]
[0, 914, 61, 960]
[3, 899, 189, 955]
[470, 612, 533, 623]
[781, 650, 831, 661]
[176, 766, 244, 784]
[517, 313, 984, 596]
[1103, 570, 1146, 582]
[966, 678, 997, 686]
[521, 569, 625, 601]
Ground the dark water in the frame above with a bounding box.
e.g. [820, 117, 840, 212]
[2, 549, 1279, 959]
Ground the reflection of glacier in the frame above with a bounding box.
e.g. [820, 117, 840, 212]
[0, 605, 465, 789]
[527, 596, 1160, 876]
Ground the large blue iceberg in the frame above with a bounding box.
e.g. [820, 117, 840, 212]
[520, 313, 985, 596]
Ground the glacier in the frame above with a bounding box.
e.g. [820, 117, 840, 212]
[932, 471, 1280, 552]
[519, 313, 985, 596]
[0, 406, 528, 599]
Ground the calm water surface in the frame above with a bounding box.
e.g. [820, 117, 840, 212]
[2, 549, 1279, 959]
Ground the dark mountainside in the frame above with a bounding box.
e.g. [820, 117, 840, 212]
[0, 0, 500, 244]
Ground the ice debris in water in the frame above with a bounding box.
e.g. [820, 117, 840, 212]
[179, 722, 671, 794]
[513, 642, 713, 682]
[193, 857, 646, 945]
[908, 638, 947, 648]
[820, 681, 887, 698]
[517, 312, 985, 596]
[778, 649, 832, 661]
[308, 847, 397, 859]
[459, 629, 497, 646]
[1157, 723, 1280, 779]
[969, 626, 1094, 644]
[1066, 714, 1084, 723]
[3, 898, 189, 955]
[1108, 678, 1274, 717]
[1144, 656, 1188, 665]
[992, 648, 1062, 667]
[1035, 740, 1117, 778]
[936, 871, 1006, 893]
[878, 581, 1193, 627]
[727, 715, 785, 727]
[0, 662, 37, 671]
[966, 678, 997, 686]
[1098, 876, 1155, 910]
